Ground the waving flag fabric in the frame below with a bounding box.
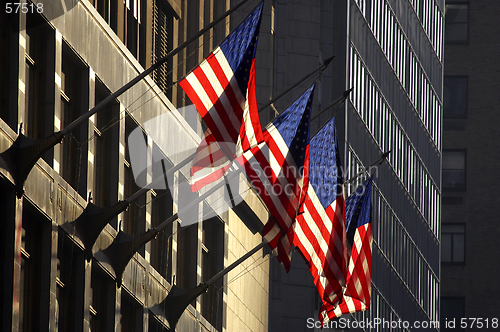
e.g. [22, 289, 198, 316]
[241, 85, 314, 271]
[179, 3, 264, 191]
[290, 117, 347, 308]
[320, 177, 373, 323]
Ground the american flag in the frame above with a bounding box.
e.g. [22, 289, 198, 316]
[240, 85, 314, 271]
[290, 117, 347, 308]
[179, 3, 264, 192]
[320, 177, 373, 323]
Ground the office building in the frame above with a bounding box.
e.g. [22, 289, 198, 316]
[440, 0, 500, 328]
[0, 1, 272, 331]
[0, 0, 443, 331]
[264, 1, 442, 331]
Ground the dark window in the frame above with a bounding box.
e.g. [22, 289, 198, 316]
[0, 10, 19, 130]
[125, 0, 146, 64]
[123, 115, 146, 256]
[121, 291, 143, 331]
[441, 224, 465, 264]
[151, 189, 173, 280]
[25, 11, 55, 165]
[442, 150, 466, 191]
[20, 202, 51, 331]
[152, 0, 173, 98]
[94, 79, 119, 213]
[90, 265, 115, 332]
[443, 76, 467, 118]
[61, 42, 89, 196]
[441, 297, 465, 330]
[445, 3, 468, 43]
[56, 229, 85, 332]
[200, 214, 224, 329]
[93, 0, 118, 33]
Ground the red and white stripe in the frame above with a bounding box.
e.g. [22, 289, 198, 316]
[240, 124, 308, 270]
[320, 223, 373, 322]
[292, 187, 347, 307]
[180, 47, 262, 191]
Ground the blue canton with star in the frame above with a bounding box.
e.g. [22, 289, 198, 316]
[272, 84, 314, 169]
[345, 177, 372, 245]
[308, 117, 343, 209]
[219, 2, 263, 96]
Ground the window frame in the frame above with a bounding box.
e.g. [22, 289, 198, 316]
[443, 75, 468, 119]
[441, 223, 466, 265]
[445, 2, 469, 44]
[442, 149, 467, 192]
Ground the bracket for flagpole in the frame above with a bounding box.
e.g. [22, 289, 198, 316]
[0, 131, 64, 198]
[72, 200, 130, 261]
[67, 154, 191, 260]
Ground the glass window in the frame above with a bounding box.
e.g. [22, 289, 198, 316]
[444, 76, 467, 118]
[441, 224, 465, 264]
[441, 297, 465, 330]
[445, 3, 468, 43]
[442, 150, 466, 191]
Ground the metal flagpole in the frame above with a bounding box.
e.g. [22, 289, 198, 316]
[344, 150, 391, 185]
[0, 0, 252, 198]
[258, 56, 335, 115]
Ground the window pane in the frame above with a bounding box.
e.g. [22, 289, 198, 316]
[445, 4, 468, 42]
[444, 77, 467, 117]
[443, 151, 466, 190]
[443, 151, 465, 169]
[442, 233, 452, 262]
[446, 4, 468, 22]
[441, 297, 465, 326]
[453, 234, 465, 262]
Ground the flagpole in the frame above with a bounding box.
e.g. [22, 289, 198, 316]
[259, 55, 335, 116]
[0, 0, 252, 198]
[343, 150, 391, 185]
[310, 88, 353, 137]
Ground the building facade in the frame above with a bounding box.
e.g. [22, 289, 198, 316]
[0, 0, 444, 331]
[0, 1, 272, 331]
[264, 1, 442, 331]
[440, 0, 500, 328]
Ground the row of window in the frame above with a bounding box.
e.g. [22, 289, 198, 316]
[408, 0, 445, 59]
[348, 48, 440, 237]
[359, 1, 443, 149]
[358, 0, 443, 64]
[370, 0, 409, 86]
[346, 150, 439, 323]
[408, 52, 442, 148]
[352, 286, 409, 332]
